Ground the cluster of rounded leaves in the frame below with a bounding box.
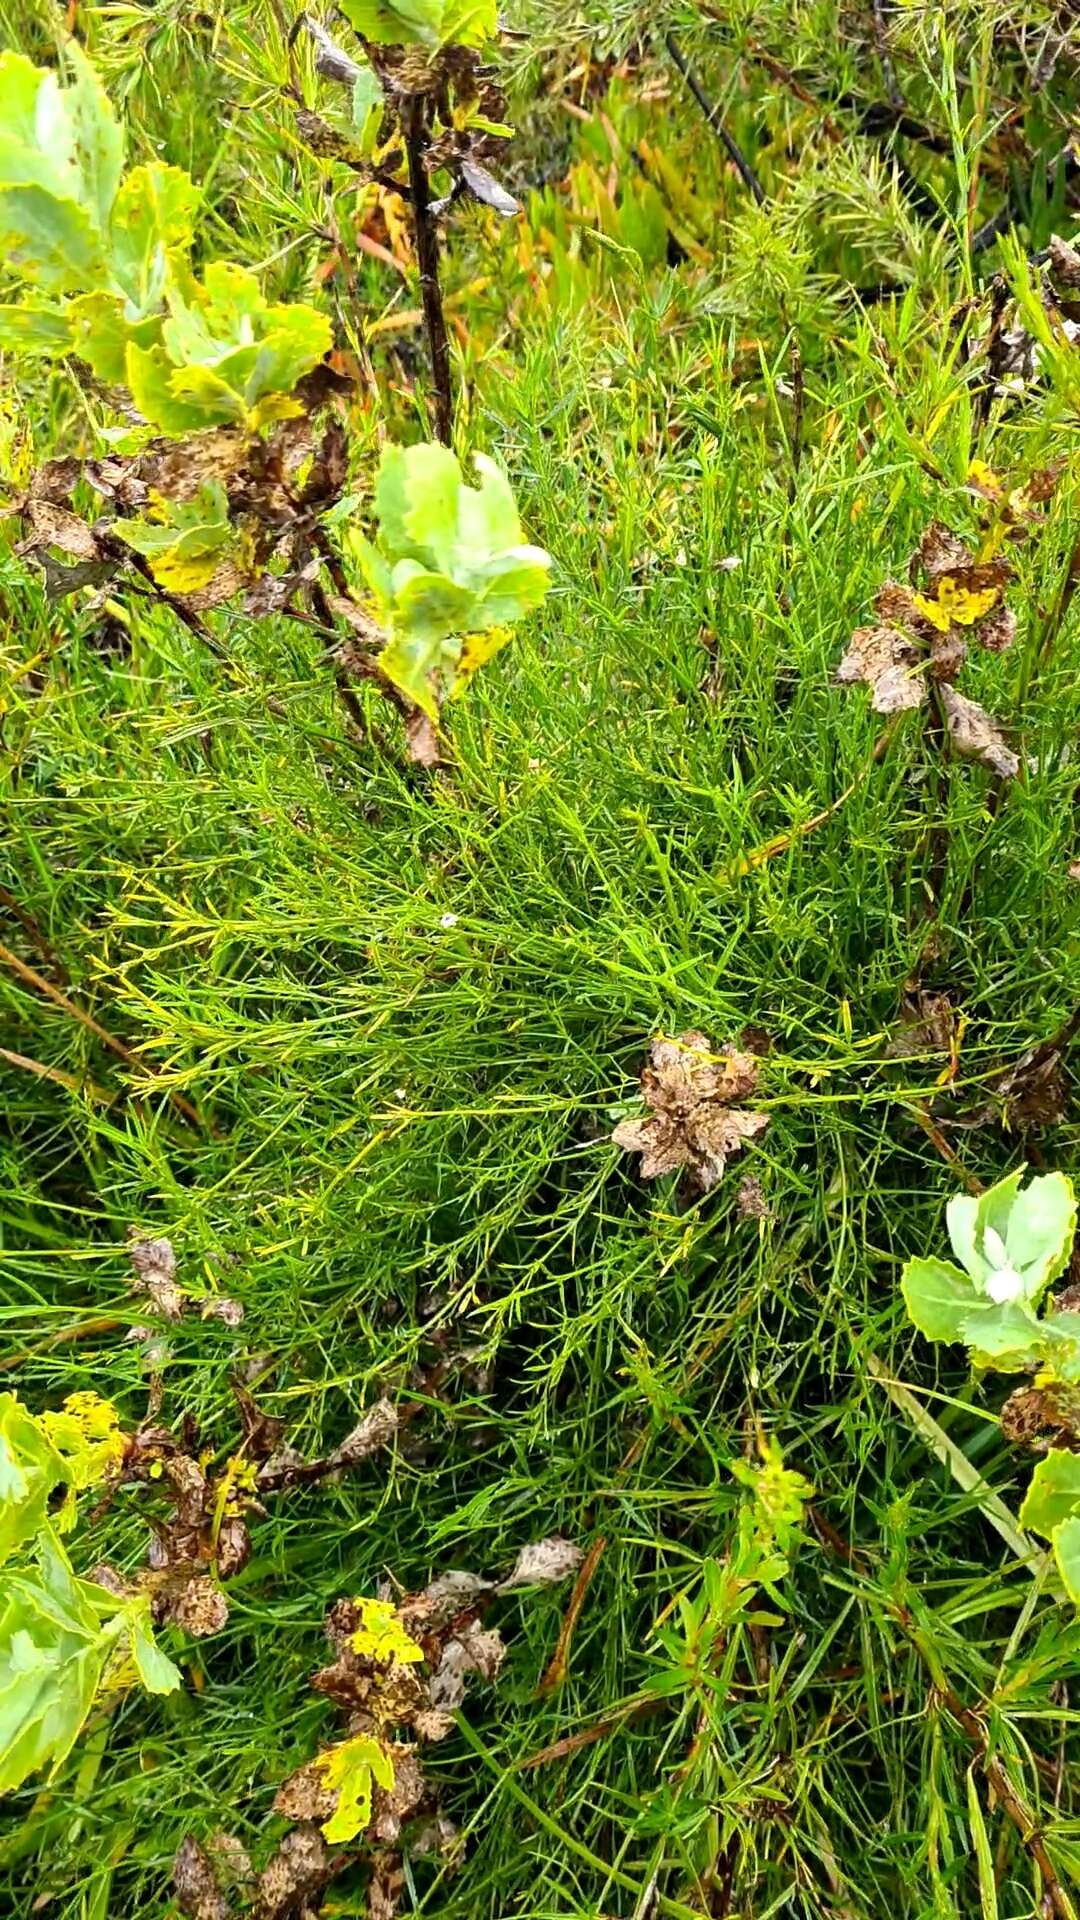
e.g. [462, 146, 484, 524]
[901, 1168, 1080, 1599]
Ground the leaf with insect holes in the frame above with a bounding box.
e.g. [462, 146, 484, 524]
[115, 481, 233, 592]
[314, 1734, 395, 1843]
[360, 443, 551, 718]
[0, 1528, 179, 1794]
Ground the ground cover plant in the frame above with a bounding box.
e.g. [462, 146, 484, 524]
[2, 2, 1080, 1916]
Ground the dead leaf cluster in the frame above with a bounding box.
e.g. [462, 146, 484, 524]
[832, 509, 1049, 776]
[612, 1029, 769, 1197]
[175, 1534, 581, 1920]
[128, 1234, 244, 1327]
[92, 1379, 398, 1639]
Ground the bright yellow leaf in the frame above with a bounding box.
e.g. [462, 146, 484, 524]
[349, 1595, 423, 1665]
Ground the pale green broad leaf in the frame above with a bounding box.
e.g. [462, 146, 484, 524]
[961, 1301, 1045, 1373]
[108, 162, 200, 314]
[0, 1530, 178, 1793]
[0, 49, 121, 293]
[0, 1394, 67, 1566]
[130, 1605, 181, 1694]
[380, 629, 452, 718]
[1052, 1515, 1080, 1606]
[61, 42, 125, 234]
[473, 546, 552, 626]
[0, 301, 72, 355]
[69, 291, 160, 385]
[900, 1256, 975, 1343]
[376, 441, 461, 565]
[946, 1169, 1075, 1306]
[126, 341, 217, 434]
[351, 68, 383, 156]
[1019, 1449, 1080, 1537]
[391, 559, 474, 640]
[0, 184, 110, 294]
[115, 482, 232, 591]
[340, 0, 445, 46]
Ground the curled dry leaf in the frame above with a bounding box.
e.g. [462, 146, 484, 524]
[1049, 233, 1080, 290]
[735, 1174, 773, 1221]
[129, 1236, 186, 1321]
[172, 1573, 230, 1638]
[459, 158, 521, 217]
[428, 1624, 506, 1711]
[254, 1826, 333, 1920]
[175, 1837, 233, 1920]
[497, 1536, 584, 1590]
[17, 500, 103, 563]
[256, 1398, 397, 1492]
[833, 624, 924, 713]
[367, 1852, 405, 1920]
[613, 1030, 769, 1197]
[202, 1296, 244, 1327]
[939, 685, 1019, 779]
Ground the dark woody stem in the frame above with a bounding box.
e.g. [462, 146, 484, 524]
[400, 89, 454, 448]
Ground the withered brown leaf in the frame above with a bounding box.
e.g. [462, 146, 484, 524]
[939, 685, 1019, 779]
[734, 1174, 773, 1221]
[254, 1826, 332, 1920]
[613, 1030, 769, 1196]
[171, 1573, 230, 1638]
[129, 1235, 186, 1321]
[497, 1537, 583, 1590]
[174, 1837, 233, 1920]
[833, 624, 925, 712]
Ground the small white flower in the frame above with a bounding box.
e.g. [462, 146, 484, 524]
[439, 912, 458, 929]
[982, 1225, 1024, 1304]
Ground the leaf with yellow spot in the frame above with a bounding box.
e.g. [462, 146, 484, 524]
[454, 623, 511, 693]
[315, 1734, 395, 1843]
[350, 1595, 424, 1665]
[913, 575, 1001, 631]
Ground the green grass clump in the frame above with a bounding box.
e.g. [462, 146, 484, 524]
[3, 5, 1080, 1918]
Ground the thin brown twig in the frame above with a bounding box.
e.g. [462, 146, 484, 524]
[0, 883, 69, 982]
[0, 1045, 114, 1105]
[663, 32, 766, 205]
[0, 939, 205, 1131]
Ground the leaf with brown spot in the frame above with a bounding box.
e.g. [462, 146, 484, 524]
[833, 624, 925, 712]
[939, 685, 1019, 778]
